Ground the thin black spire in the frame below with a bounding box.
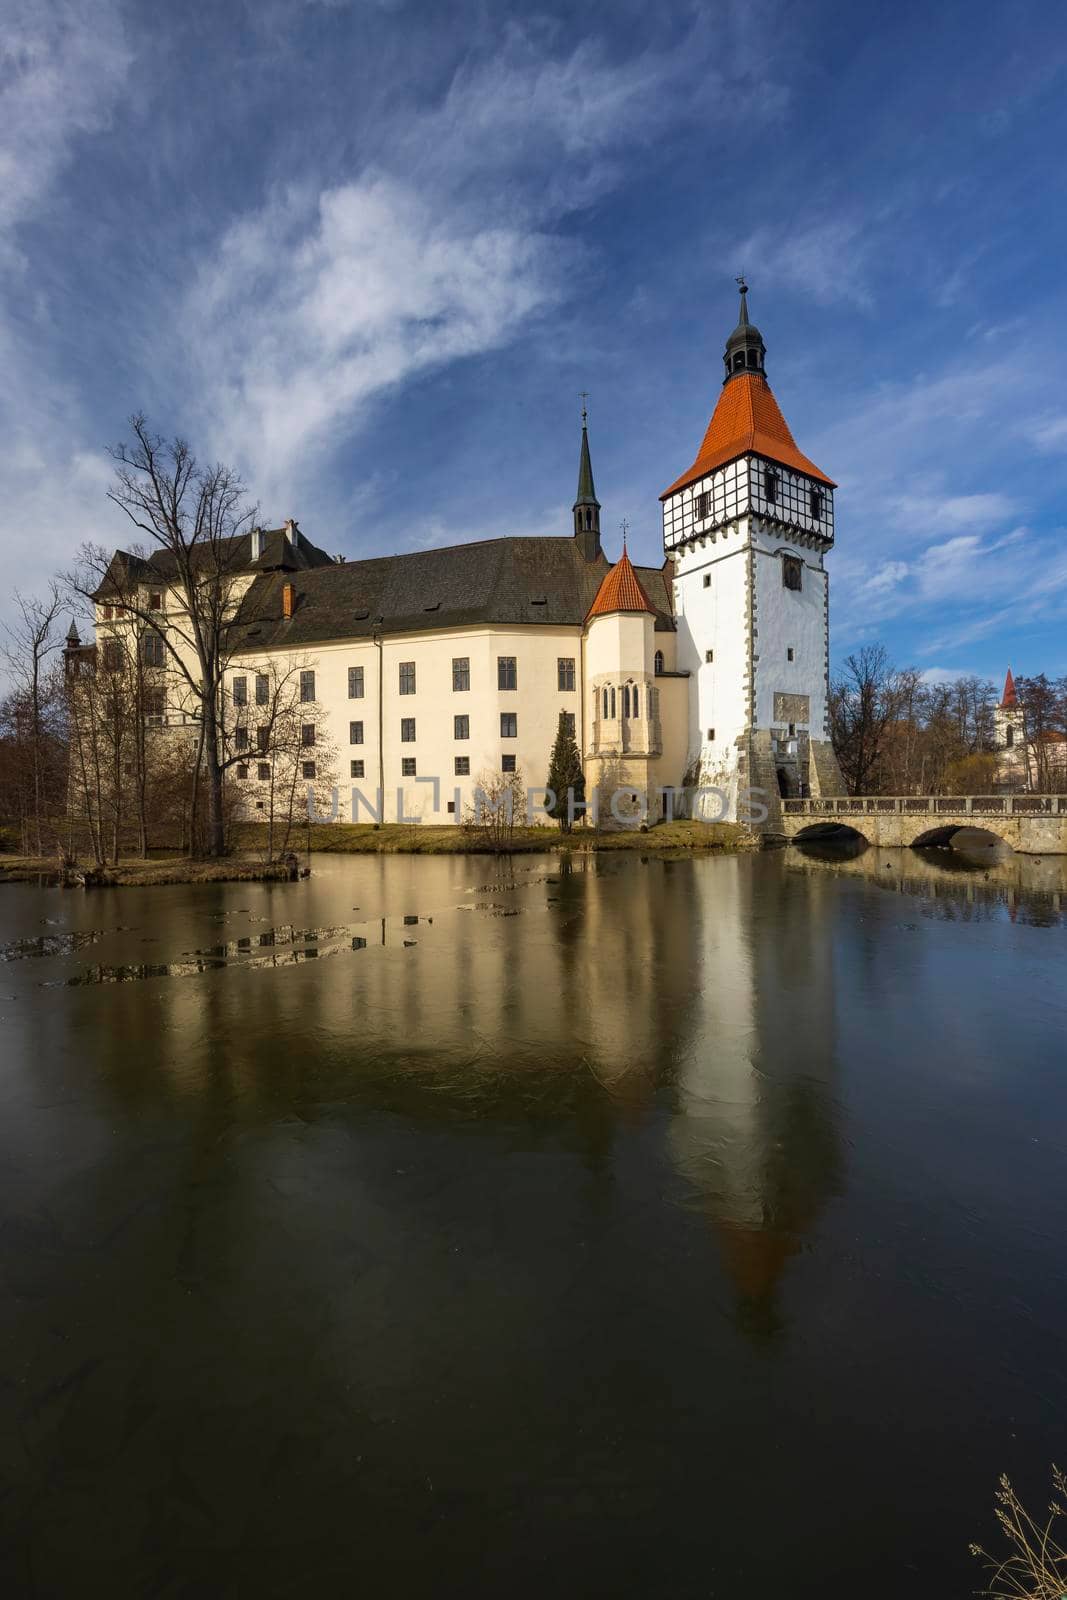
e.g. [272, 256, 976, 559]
[572, 400, 602, 560]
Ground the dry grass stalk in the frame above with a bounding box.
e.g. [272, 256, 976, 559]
[970, 1466, 1067, 1599]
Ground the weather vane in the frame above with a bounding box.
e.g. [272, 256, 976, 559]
[620, 517, 629, 551]
[736, 270, 748, 294]
[579, 391, 589, 427]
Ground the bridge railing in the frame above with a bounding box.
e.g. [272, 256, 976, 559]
[781, 794, 1067, 818]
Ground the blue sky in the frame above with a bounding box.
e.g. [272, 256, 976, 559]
[4, 0, 1067, 685]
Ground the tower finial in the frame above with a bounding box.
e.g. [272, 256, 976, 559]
[724, 277, 765, 384]
[579, 390, 589, 428]
[620, 517, 629, 552]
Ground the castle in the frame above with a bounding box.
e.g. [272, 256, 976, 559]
[79, 285, 844, 825]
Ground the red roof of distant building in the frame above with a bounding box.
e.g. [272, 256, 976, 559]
[1001, 667, 1017, 708]
[587, 549, 657, 620]
[660, 372, 835, 500]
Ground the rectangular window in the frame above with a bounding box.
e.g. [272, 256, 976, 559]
[301, 723, 315, 747]
[500, 712, 517, 738]
[144, 688, 165, 721]
[452, 657, 470, 691]
[236, 763, 249, 779]
[764, 467, 779, 504]
[257, 762, 271, 780]
[707, 728, 715, 741]
[696, 491, 711, 520]
[401, 757, 417, 777]
[810, 488, 823, 520]
[787, 647, 795, 662]
[349, 721, 364, 745]
[557, 657, 576, 691]
[501, 754, 516, 773]
[257, 726, 269, 753]
[498, 656, 517, 690]
[703, 573, 711, 588]
[302, 761, 316, 779]
[149, 591, 163, 611]
[454, 714, 469, 740]
[143, 633, 165, 667]
[447, 801, 456, 814]
[233, 676, 247, 706]
[350, 759, 365, 778]
[235, 727, 249, 751]
[562, 712, 576, 738]
[788, 722, 796, 738]
[454, 755, 470, 776]
[348, 665, 364, 698]
[299, 669, 315, 702]
[256, 673, 269, 706]
[782, 555, 803, 592]
[399, 661, 416, 695]
[400, 717, 416, 742]
[103, 639, 123, 671]
[705, 649, 714, 663]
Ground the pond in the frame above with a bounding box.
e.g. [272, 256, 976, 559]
[1, 845, 1065, 1597]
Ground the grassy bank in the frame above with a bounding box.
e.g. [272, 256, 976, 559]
[0, 819, 755, 885]
[0, 856, 299, 887]
[231, 819, 755, 856]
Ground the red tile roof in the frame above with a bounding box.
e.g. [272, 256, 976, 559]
[587, 550, 658, 620]
[1001, 667, 1017, 708]
[660, 372, 835, 499]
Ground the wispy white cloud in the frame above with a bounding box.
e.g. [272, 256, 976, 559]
[0, 0, 129, 263]
[1032, 414, 1067, 453]
[0, 0, 131, 625]
[184, 19, 786, 510]
[735, 218, 874, 308]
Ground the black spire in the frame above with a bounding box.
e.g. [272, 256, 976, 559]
[723, 276, 767, 384]
[572, 400, 602, 561]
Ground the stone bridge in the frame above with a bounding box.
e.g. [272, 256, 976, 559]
[775, 794, 1067, 854]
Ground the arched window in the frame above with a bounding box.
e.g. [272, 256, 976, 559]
[632, 687, 640, 718]
[654, 650, 664, 675]
[602, 687, 609, 719]
[1006, 725, 1014, 748]
[622, 685, 631, 718]
[610, 686, 616, 718]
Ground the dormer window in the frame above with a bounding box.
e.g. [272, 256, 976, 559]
[764, 468, 779, 504]
[810, 488, 823, 520]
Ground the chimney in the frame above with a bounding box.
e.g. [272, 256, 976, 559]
[282, 581, 295, 620]
[283, 518, 297, 545]
[250, 528, 263, 561]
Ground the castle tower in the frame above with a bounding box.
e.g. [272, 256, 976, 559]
[584, 547, 661, 821]
[659, 282, 843, 821]
[572, 406, 602, 562]
[994, 667, 1026, 789]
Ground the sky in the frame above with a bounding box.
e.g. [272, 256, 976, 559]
[3, 0, 1067, 685]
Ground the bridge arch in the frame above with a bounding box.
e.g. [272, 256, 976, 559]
[792, 821, 868, 845]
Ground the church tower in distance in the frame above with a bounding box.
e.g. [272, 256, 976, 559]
[660, 282, 844, 820]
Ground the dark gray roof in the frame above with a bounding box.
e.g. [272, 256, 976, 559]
[230, 536, 676, 651]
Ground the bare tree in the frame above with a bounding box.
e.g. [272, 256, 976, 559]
[830, 646, 910, 795]
[1015, 673, 1066, 793]
[231, 658, 338, 859]
[1, 586, 67, 855]
[66, 415, 259, 856]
